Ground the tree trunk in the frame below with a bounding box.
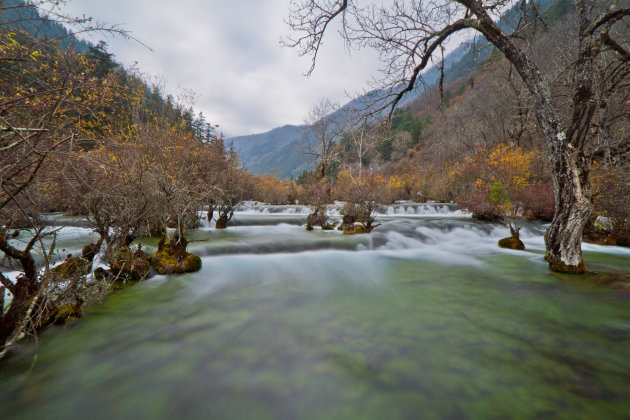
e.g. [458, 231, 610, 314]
[471, 5, 593, 273]
[543, 1, 597, 273]
[544, 140, 591, 273]
[0, 232, 41, 347]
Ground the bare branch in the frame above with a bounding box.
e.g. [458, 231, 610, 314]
[284, 0, 349, 76]
[587, 7, 630, 35]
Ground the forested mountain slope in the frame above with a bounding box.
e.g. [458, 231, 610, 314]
[230, 0, 572, 178]
[0, 0, 90, 51]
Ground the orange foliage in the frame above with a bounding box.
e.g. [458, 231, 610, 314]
[251, 174, 291, 204]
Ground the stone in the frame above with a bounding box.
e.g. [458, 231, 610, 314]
[498, 236, 525, 250]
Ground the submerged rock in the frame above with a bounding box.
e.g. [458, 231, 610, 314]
[498, 224, 525, 250]
[114, 246, 151, 281]
[321, 222, 337, 231]
[215, 214, 231, 229]
[342, 224, 376, 235]
[52, 302, 82, 324]
[51, 256, 91, 282]
[337, 214, 356, 231]
[149, 240, 202, 275]
[498, 236, 525, 250]
[306, 207, 328, 231]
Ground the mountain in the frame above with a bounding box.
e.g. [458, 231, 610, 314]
[0, 0, 91, 52]
[230, 28, 485, 179]
[229, 43, 473, 179]
[230, 0, 569, 178]
[230, 124, 311, 177]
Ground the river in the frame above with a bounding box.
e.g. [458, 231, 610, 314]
[1, 202, 629, 419]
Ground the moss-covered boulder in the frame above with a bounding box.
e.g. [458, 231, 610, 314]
[306, 207, 329, 231]
[583, 217, 630, 247]
[342, 224, 375, 235]
[498, 236, 525, 250]
[149, 242, 202, 275]
[215, 215, 229, 229]
[498, 225, 526, 250]
[338, 214, 356, 231]
[51, 256, 91, 282]
[114, 246, 151, 281]
[93, 267, 107, 282]
[182, 253, 202, 272]
[81, 243, 100, 262]
[321, 222, 337, 231]
[52, 302, 82, 324]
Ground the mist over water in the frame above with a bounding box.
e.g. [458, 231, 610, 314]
[1, 204, 629, 419]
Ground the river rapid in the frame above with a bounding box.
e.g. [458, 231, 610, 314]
[1, 202, 629, 419]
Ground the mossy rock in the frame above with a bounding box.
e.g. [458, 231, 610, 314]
[337, 218, 355, 231]
[114, 246, 151, 281]
[53, 302, 82, 325]
[215, 216, 228, 229]
[82, 281, 113, 307]
[93, 267, 107, 282]
[182, 253, 202, 272]
[343, 224, 373, 235]
[321, 222, 337, 231]
[51, 257, 91, 282]
[81, 243, 100, 262]
[149, 247, 202, 275]
[498, 236, 525, 250]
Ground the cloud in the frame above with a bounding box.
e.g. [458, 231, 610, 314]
[60, 0, 383, 136]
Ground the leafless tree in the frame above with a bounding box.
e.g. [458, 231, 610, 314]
[303, 98, 343, 180]
[0, 0, 135, 355]
[286, 0, 630, 273]
[344, 112, 382, 183]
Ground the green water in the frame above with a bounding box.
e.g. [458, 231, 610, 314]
[1, 217, 629, 419]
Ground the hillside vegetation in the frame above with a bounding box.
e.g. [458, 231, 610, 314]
[246, 1, 629, 248]
[0, 0, 254, 353]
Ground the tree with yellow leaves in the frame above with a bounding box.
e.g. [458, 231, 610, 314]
[0, 1, 135, 356]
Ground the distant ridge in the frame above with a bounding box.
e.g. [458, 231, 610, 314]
[230, 124, 308, 178]
[0, 0, 91, 52]
[229, 0, 566, 178]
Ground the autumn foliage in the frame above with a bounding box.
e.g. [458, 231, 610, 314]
[448, 143, 554, 221]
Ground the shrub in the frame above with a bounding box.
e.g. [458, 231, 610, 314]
[518, 182, 555, 221]
[450, 143, 549, 221]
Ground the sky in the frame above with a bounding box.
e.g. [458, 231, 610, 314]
[57, 1, 384, 137]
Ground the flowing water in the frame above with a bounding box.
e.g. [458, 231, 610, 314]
[1, 204, 630, 419]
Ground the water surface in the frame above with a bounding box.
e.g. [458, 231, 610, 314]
[1, 206, 629, 419]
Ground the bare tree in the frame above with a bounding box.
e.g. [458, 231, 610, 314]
[303, 98, 343, 181]
[344, 113, 381, 184]
[286, 0, 630, 273]
[0, 0, 133, 354]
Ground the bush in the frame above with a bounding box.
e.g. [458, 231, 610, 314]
[450, 143, 550, 221]
[251, 174, 291, 204]
[456, 179, 504, 221]
[518, 182, 555, 221]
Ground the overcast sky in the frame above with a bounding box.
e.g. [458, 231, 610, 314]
[57, 1, 384, 137]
